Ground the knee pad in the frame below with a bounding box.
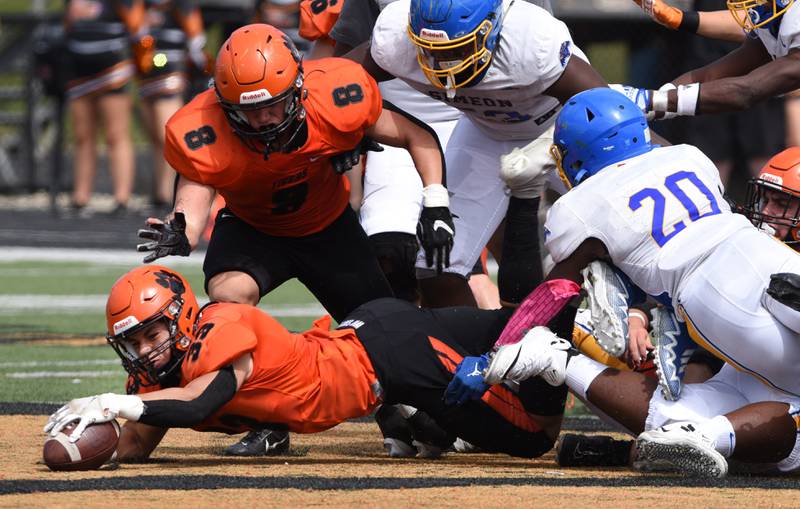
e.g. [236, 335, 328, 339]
[499, 129, 555, 199]
[370, 232, 419, 302]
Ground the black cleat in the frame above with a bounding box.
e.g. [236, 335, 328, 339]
[556, 433, 633, 467]
[223, 427, 290, 457]
[407, 409, 455, 459]
[375, 404, 417, 457]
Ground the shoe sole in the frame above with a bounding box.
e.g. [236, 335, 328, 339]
[634, 434, 727, 477]
[383, 438, 417, 458]
[585, 263, 627, 357]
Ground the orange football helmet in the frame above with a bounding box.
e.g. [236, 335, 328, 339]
[214, 24, 305, 158]
[106, 266, 199, 388]
[743, 147, 800, 244]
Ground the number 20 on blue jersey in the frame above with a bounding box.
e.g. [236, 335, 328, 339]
[628, 170, 721, 247]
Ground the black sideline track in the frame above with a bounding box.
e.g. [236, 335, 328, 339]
[2, 474, 800, 495]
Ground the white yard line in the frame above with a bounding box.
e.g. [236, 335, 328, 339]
[0, 359, 119, 368]
[0, 247, 500, 272]
[0, 294, 327, 316]
[0, 247, 205, 265]
[6, 371, 123, 379]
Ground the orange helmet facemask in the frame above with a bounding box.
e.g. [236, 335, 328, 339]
[106, 266, 199, 389]
[214, 24, 306, 159]
[743, 147, 800, 244]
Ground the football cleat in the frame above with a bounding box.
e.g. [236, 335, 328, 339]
[223, 426, 290, 456]
[582, 261, 631, 358]
[634, 421, 728, 477]
[408, 409, 454, 460]
[556, 433, 633, 467]
[652, 307, 696, 401]
[485, 326, 573, 386]
[375, 404, 417, 458]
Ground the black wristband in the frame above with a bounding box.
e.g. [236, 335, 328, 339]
[678, 11, 700, 34]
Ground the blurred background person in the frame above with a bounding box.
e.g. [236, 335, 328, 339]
[64, 0, 144, 215]
[135, 0, 210, 212]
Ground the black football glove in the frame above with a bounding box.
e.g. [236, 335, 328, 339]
[137, 212, 191, 263]
[417, 206, 455, 274]
[330, 137, 384, 174]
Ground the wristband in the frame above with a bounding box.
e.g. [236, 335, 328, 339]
[628, 308, 649, 328]
[652, 89, 670, 112]
[678, 11, 700, 33]
[422, 184, 449, 207]
[677, 83, 701, 116]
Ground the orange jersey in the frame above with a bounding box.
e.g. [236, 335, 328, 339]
[175, 303, 379, 434]
[164, 58, 382, 236]
[299, 0, 343, 42]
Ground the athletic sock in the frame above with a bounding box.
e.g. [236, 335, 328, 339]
[697, 415, 736, 458]
[565, 353, 608, 400]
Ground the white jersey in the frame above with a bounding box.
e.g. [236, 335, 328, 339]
[755, 2, 800, 58]
[371, 0, 587, 141]
[544, 144, 753, 304]
[379, 78, 461, 124]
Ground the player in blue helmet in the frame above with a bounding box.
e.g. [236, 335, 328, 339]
[550, 88, 653, 188]
[407, 0, 504, 91]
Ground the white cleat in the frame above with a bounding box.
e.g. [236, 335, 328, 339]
[582, 261, 630, 358]
[634, 421, 728, 478]
[484, 326, 572, 386]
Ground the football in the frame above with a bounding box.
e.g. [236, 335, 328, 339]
[43, 420, 121, 472]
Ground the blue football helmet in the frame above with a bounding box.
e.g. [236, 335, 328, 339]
[728, 0, 793, 32]
[550, 87, 653, 188]
[408, 0, 504, 91]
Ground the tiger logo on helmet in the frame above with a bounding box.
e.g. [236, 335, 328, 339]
[106, 265, 199, 390]
[743, 147, 800, 245]
[213, 24, 306, 158]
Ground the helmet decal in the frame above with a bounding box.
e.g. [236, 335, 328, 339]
[154, 269, 186, 298]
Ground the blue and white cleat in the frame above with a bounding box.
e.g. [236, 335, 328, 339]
[652, 307, 697, 401]
[582, 261, 632, 357]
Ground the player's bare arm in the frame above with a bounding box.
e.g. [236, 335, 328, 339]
[365, 104, 444, 188]
[116, 421, 167, 461]
[668, 46, 800, 113]
[633, 0, 745, 42]
[544, 57, 609, 104]
[672, 34, 772, 85]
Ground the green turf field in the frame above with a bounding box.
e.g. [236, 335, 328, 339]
[0, 257, 590, 415]
[0, 259, 318, 402]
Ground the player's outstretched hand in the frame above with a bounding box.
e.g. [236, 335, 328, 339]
[331, 137, 384, 174]
[633, 0, 684, 30]
[137, 212, 191, 263]
[444, 355, 490, 406]
[417, 206, 455, 274]
[44, 394, 144, 442]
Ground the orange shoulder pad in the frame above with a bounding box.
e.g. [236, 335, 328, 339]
[181, 307, 257, 381]
[303, 58, 382, 149]
[164, 89, 237, 186]
[299, 0, 344, 41]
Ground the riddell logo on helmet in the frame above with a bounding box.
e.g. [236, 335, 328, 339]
[239, 89, 273, 104]
[113, 315, 140, 335]
[420, 29, 450, 42]
[762, 173, 784, 186]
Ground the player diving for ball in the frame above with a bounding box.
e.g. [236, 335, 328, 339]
[43, 265, 569, 461]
